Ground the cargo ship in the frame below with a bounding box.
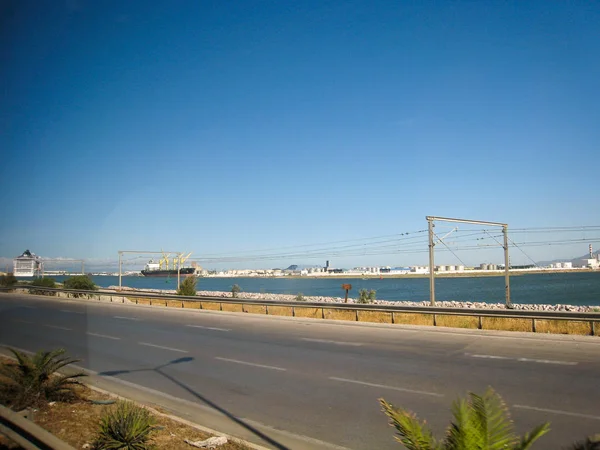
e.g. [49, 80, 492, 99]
[141, 252, 196, 277]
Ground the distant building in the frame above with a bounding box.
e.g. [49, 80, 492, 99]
[13, 249, 43, 277]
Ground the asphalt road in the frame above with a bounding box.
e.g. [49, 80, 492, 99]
[1, 292, 599, 449]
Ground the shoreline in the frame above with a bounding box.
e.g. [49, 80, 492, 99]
[107, 286, 600, 313]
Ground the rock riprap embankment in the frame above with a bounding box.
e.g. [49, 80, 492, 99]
[106, 286, 599, 312]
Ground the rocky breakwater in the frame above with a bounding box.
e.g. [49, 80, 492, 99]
[106, 286, 599, 313]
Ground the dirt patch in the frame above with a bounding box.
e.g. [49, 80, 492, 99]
[166, 300, 184, 308]
[200, 301, 222, 311]
[0, 357, 249, 450]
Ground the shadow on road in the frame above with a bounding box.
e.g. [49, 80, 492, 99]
[98, 357, 288, 450]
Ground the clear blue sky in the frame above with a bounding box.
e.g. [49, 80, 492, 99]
[2, 1, 599, 270]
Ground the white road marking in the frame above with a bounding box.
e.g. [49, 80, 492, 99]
[87, 332, 121, 340]
[329, 377, 444, 397]
[513, 405, 600, 421]
[215, 357, 287, 371]
[12, 319, 33, 324]
[114, 316, 141, 321]
[60, 309, 84, 314]
[44, 324, 72, 331]
[138, 342, 188, 353]
[466, 353, 577, 366]
[469, 354, 510, 360]
[186, 325, 230, 332]
[301, 338, 363, 347]
[516, 357, 577, 366]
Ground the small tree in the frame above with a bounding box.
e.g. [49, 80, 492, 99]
[380, 387, 550, 449]
[295, 292, 305, 302]
[0, 274, 18, 288]
[177, 276, 197, 296]
[231, 284, 241, 298]
[93, 401, 156, 450]
[357, 289, 376, 304]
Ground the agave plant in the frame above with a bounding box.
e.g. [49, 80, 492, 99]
[380, 387, 550, 450]
[0, 347, 86, 410]
[93, 401, 156, 450]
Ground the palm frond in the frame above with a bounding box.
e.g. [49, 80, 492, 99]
[445, 397, 475, 450]
[380, 398, 439, 450]
[469, 388, 515, 450]
[512, 422, 550, 450]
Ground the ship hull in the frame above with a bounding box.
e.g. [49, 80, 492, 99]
[141, 268, 196, 277]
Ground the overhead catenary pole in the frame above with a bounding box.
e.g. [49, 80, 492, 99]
[503, 225, 511, 308]
[118, 251, 122, 290]
[426, 215, 511, 309]
[177, 252, 182, 291]
[428, 218, 435, 306]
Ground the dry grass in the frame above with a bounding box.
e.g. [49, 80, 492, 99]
[535, 319, 592, 335]
[182, 300, 201, 309]
[200, 301, 222, 311]
[166, 300, 183, 308]
[293, 307, 322, 319]
[392, 313, 434, 326]
[118, 293, 598, 337]
[435, 315, 480, 329]
[324, 309, 356, 321]
[482, 317, 533, 332]
[221, 303, 243, 313]
[243, 304, 267, 314]
[266, 305, 294, 317]
[358, 311, 393, 324]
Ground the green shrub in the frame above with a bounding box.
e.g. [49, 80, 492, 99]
[380, 387, 550, 449]
[357, 289, 376, 304]
[32, 277, 56, 288]
[93, 401, 156, 450]
[0, 348, 86, 411]
[0, 274, 18, 288]
[176, 276, 197, 296]
[231, 284, 241, 298]
[30, 277, 57, 295]
[63, 275, 97, 291]
[295, 292, 305, 302]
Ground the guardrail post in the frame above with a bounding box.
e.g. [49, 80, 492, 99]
[265, 305, 269, 315]
[292, 306, 295, 317]
[478, 316, 482, 329]
[219, 302, 223, 311]
[532, 318, 536, 333]
[433, 314, 437, 326]
[591, 321, 596, 336]
[321, 307, 325, 319]
[355, 310, 359, 321]
[391, 312, 395, 324]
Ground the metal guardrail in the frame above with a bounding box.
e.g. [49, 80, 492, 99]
[0, 404, 75, 450]
[3, 285, 600, 335]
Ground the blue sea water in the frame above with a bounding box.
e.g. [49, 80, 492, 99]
[35, 272, 600, 306]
